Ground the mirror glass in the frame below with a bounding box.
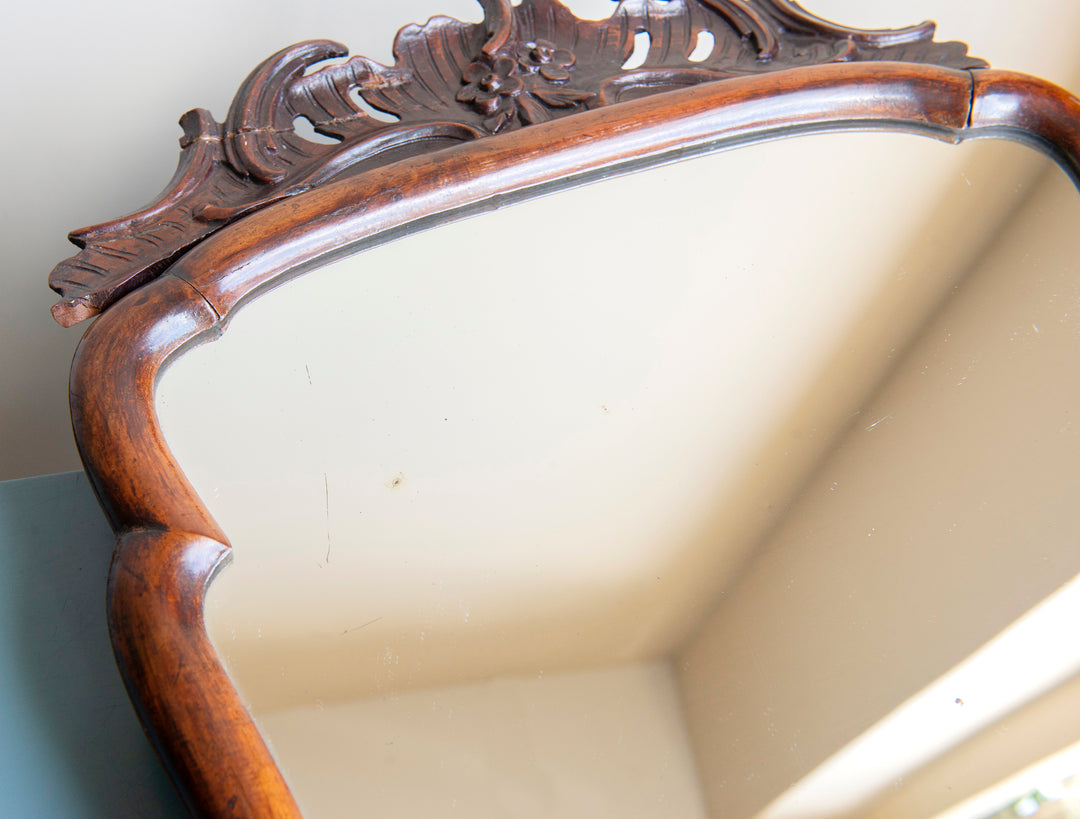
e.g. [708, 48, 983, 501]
[155, 130, 1080, 818]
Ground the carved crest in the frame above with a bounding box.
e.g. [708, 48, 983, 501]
[48, 0, 985, 326]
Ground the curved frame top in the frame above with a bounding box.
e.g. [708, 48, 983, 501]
[48, 0, 989, 327]
[58, 1, 1080, 816]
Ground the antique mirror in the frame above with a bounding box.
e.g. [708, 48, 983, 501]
[50, 0, 1080, 816]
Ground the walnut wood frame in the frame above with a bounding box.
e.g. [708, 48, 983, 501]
[55, 1, 1080, 816]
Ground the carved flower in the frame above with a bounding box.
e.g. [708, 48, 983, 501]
[457, 55, 523, 123]
[515, 40, 576, 83]
[457, 45, 592, 133]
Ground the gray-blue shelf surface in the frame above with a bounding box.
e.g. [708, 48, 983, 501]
[0, 470, 187, 817]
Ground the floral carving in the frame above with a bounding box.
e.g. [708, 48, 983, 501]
[458, 42, 592, 133]
[457, 56, 526, 132]
[516, 40, 575, 82]
[49, 0, 989, 326]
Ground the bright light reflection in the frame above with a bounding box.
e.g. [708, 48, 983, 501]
[755, 571, 1080, 819]
[934, 741, 1080, 819]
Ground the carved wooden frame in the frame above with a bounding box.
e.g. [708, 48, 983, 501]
[55, 1, 1080, 815]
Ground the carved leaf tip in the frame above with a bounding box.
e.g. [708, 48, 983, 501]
[224, 40, 351, 182]
[178, 108, 222, 149]
[478, 0, 515, 55]
[700, 0, 780, 60]
[51, 297, 100, 328]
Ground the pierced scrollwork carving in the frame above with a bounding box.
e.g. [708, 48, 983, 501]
[48, 0, 986, 327]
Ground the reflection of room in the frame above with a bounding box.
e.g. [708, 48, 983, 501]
[156, 126, 1080, 816]
[695, 163, 1080, 819]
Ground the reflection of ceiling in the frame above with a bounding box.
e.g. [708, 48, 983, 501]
[157, 133, 1042, 707]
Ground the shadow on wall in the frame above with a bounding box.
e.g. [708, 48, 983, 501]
[0, 471, 185, 818]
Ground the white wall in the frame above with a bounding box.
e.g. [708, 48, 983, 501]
[5, 0, 1080, 479]
[0, 0, 482, 479]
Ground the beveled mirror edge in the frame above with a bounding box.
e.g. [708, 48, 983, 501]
[64, 18, 1080, 819]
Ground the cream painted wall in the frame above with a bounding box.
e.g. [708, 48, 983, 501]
[5, 1, 1080, 480]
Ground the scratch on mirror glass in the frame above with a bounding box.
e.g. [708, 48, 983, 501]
[342, 617, 382, 636]
[324, 473, 331, 563]
[865, 414, 893, 431]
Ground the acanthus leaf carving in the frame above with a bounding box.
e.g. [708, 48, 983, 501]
[49, 0, 987, 327]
